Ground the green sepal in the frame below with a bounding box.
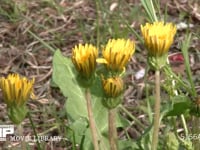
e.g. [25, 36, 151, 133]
[102, 97, 122, 109]
[76, 73, 95, 88]
[7, 105, 28, 125]
[147, 53, 168, 70]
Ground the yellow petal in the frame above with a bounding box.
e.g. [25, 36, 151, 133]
[96, 58, 108, 64]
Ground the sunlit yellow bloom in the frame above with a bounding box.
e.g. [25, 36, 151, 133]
[102, 76, 123, 98]
[97, 39, 135, 72]
[0, 74, 35, 107]
[72, 44, 98, 79]
[141, 21, 176, 57]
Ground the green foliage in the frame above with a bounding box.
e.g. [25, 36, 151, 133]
[165, 132, 179, 150]
[180, 140, 194, 150]
[181, 33, 197, 97]
[0, 0, 27, 22]
[164, 96, 191, 117]
[118, 140, 140, 150]
[140, 0, 157, 22]
[136, 123, 153, 150]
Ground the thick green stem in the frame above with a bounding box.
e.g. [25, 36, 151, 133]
[151, 70, 161, 150]
[108, 108, 118, 150]
[85, 88, 99, 150]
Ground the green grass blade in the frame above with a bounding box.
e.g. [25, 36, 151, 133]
[141, 0, 158, 22]
[181, 33, 197, 97]
[27, 30, 55, 53]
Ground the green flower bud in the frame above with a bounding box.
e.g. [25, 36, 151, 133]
[0, 74, 35, 107]
[0, 74, 34, 124]
[8, 105, 28, 125]
[101, 76, 123, 109]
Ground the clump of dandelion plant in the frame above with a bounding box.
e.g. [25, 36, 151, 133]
[98, 38, 135, 150]
[141, 21, 176, 150]
[71, 43, 99, 150]
[0, 74, 35, 124]
[0, 73, 35, 149]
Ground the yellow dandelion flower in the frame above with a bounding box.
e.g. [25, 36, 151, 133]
[141, 21, 176, 57]
[72, 44, 98, 79]
[0, 74, 35, 107]
[97, 39, 135, 72]
[102, 76, 123, 98]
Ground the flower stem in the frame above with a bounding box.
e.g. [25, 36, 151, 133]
[108, 108, 118, 150]
[17, 123, 26, 150]
[151, 70, 161, 150]
[85, 88, 99, 150]
[27, 112, 41, 150]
